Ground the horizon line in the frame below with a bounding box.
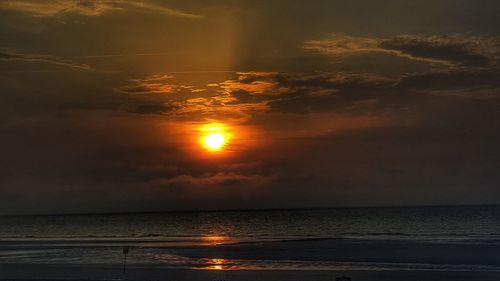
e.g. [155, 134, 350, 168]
[2, 203, 499, 218]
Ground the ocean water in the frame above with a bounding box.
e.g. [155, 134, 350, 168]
[1, 205, 500, 271]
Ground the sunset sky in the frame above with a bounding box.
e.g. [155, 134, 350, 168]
[1, 0, 500, 215]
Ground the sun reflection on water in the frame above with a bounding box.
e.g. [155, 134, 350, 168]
[208, 258, 226, 270]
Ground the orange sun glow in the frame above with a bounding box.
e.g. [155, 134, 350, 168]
[200, 123, 230, 152]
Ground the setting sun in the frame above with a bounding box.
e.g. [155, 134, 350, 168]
[204, 133, 225, 150]
[200, 123, 230, 152]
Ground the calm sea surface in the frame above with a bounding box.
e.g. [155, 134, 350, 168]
[1, 205, 499, 271]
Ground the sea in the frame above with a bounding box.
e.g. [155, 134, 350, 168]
[1, 205, 500, 272]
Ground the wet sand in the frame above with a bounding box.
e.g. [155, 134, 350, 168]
[172, 238, 500, 267]
[2, 238, 500, 280]
[1, 264, 500, 281]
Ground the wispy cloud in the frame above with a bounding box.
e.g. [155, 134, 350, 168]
[117, 74, 204, 95]
[380, 34, 500, 66]
[304, 34, 500, 66]
[0, 49, 92, 70]
[0, 0, 202, 19]
[123, 1, 202, 19]
[152, 172, 277, 189]
[220, 72, 288, 96]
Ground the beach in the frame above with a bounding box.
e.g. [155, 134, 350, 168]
[2, 238, 500, 281]
[1, 207, 500, 280]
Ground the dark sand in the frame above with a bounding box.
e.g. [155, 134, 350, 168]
[2, 238, 500, 280]
[172, 238, 500, 266]
[1, 264, 500, 281]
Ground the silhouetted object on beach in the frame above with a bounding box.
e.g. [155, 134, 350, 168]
[122, 246, 129, 273]
[336, 277, 352, 281]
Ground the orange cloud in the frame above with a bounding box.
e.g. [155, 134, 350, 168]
[118, 74, 204, 95]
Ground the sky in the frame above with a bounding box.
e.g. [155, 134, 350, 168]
[1, 0, 500, 215]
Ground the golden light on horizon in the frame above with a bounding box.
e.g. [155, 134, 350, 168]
[200, 123, 231, 152]
[201, 235, 235, 245]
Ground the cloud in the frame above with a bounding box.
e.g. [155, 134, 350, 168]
[119, 72, 274, 120]
[108, 32, 500, 118]
[267, 69, 500, 112]
[169, 71, 396, 117]
[115, 73, 261, 118]
[207, 68, 500, 115]
[0, 0, 120, 17]
[114, 60, 500, 119]
[216, 71, 397, 114]
[150, 172, 277, 189]
[170, 95, 268, 121]
[126, 104, 171, 114]
[117, 74, 203, 95]
[397, 67, 500, 99]
[304, 34, 500, 66]
[380, 35, 500, 66]
[219, 72, 284, 98]
[220, 78, 286, 96]
[122, 1, 202, 19]
[0, 0, 202, 19]
[399, 67, 500, 90]
[300, 33, 500, 108]
[118, 84, 177, 95]
[0, 49, 92, 70]
[303, 34, 381, 56]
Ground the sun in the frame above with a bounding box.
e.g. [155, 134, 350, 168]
[204, 132, 225, 150]
[200, 123, 230, 152]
